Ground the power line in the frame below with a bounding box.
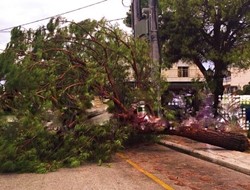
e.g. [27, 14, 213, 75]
[122, 0, 131, 7]
[0, 17, 127, 33]
[108, 17, 126, 22]
[0, 31, 10, 33]
[0, 0, 108, 32]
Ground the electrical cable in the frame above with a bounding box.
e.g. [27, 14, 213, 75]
[0, 17, 127, 33]
[122, 0, 131, 7]
[108, 17, 126, 22]
[0, 0, 108, 32]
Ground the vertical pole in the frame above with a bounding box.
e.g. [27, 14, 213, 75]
[149, 0, 161, 116]
[149, 0, 160, 66]
[132, 0, 141, 36]
[132, 0, 161, 116]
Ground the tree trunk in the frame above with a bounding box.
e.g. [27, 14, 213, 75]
[167, 126, 249, 152]
[213, 72, 224, 117]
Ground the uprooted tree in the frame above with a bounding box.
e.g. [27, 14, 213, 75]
[0, 17, 163, 124]
[0, 17, 164, 173]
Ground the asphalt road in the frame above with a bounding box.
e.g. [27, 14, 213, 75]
[123, 143, 250, 190]
[1, 143, 250, 190]
[0, 157, 164, 190]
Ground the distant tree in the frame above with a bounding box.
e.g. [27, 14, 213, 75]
[158, 0, 250, 116]
[124, 0, 250, 115]
[242, 82, 250, 95]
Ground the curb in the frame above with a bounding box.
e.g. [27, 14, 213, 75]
[159, 140, 250, 176]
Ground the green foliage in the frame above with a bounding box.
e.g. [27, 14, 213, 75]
[242, 82, 250, 95]
[163, 0, 249, 68]
[0, 16, 164, 173]
[123, 129, 161, 147]
[0, 116, 130, 173]
[156, 0, 250, 114]
[1, 16, 160, 115]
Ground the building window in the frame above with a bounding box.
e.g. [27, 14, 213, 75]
[178, 66, 189, 77]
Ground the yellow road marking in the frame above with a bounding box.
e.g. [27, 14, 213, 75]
[117, 153, 174, 190]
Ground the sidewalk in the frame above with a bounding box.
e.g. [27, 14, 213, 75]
[159, 135, 250, 176]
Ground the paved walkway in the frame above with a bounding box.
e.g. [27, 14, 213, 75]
[159, 135, 250, 176]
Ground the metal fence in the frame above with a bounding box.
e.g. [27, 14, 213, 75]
[218, 95, 250, 130]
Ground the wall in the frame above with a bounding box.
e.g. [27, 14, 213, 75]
[161, 60, 204, 82]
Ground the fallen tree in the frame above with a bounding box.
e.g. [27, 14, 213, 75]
[166, 126, 250, 152]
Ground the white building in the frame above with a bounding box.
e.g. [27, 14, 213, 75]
[161, 60, 204, 91]
[224, 68, 250, 93]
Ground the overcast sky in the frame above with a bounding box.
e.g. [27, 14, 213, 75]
[0, 0, 131, 51]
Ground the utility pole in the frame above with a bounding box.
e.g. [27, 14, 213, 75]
[149, 0, 160, 68]
[132, 0, 141, 36]
[149, 0, 161, 116]
[132, 0, 160, 63]
[132, 0, 161, 116]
